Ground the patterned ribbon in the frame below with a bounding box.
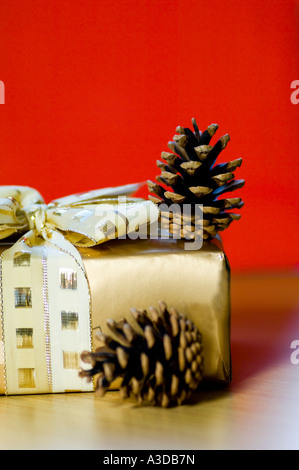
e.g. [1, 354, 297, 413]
[0, 184, 158, 395]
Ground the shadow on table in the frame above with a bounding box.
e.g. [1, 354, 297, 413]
[185, 382, 230, 406]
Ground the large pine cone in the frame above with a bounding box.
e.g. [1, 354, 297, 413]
[79, 302, 204, 407]
[147, 118, 245, 240]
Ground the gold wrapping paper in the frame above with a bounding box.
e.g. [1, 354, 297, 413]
[80, 236, 231, 384]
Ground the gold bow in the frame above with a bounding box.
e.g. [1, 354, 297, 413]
[0, 183, 158, 246]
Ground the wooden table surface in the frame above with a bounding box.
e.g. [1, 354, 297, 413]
[0, 271, 298, 450]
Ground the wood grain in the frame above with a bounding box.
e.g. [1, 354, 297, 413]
[0, 272, 298, 450]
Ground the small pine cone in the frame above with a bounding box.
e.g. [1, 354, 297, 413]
[147, 117, 245, 240]
[79, 302, 204, 407]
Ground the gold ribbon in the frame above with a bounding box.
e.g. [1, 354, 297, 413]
[0, 183, 159, 395]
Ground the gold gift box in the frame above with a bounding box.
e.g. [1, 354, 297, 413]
[0, 235, 231, 395]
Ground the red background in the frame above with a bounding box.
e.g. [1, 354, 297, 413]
[0, 0, 298, 271]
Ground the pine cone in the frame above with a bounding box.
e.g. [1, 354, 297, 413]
[79, 302, 204, 407]
[147, 118, 245, 240]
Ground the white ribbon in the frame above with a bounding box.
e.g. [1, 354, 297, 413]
[0, 184, 158, 395]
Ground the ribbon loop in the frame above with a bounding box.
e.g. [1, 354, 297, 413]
[25, 203, 47, 234]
